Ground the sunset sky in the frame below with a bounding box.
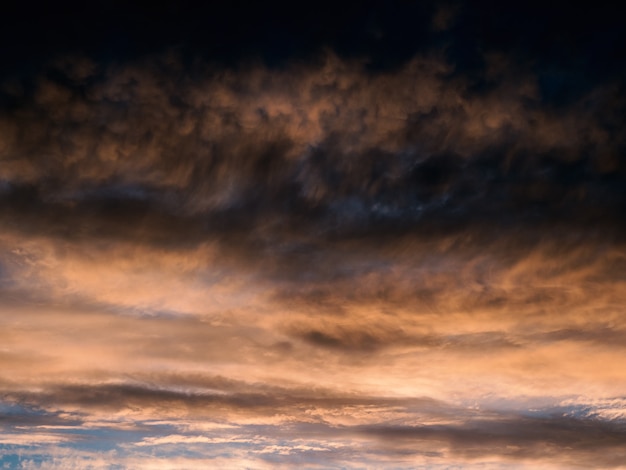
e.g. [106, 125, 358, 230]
[1, 1, 625, 468]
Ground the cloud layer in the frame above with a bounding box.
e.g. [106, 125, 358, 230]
[1, 37, 625, 469]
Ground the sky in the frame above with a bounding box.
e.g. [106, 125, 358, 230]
[0, 1, 625, 468]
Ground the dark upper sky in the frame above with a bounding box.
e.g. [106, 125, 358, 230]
[3, 1, 625, 77]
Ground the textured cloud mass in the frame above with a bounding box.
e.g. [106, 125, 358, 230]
[1, 3, 626, 468]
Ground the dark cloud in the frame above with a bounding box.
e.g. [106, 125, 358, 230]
[359, 414, 626, 467]
[4, 381, 443, 415]
[0, 53, 624, 272]
[537, 327, 626, 347]
[292, 326, 519, 353]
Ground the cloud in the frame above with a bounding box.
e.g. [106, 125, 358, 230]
[0, 46, 625, 468]
[5, 393, 626, 468]
[357, 413, 626, 468]
[0, 53, 623, 248]
[0, 433, 74, 445]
